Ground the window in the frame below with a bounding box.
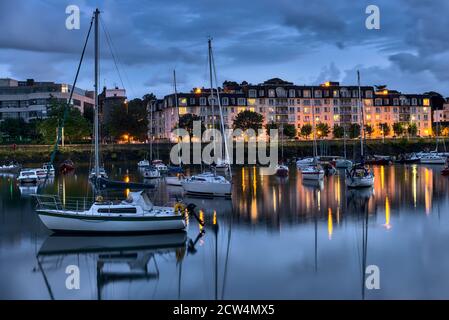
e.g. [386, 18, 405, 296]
[259, 98, 265, 104]
[190, 97, 196, 104]
[237, 98, 246, 105]
[366, 90, 373, 98]
[412, 98, 417, 106]
[352, 90, 358, 98]
[268, 89, 275, 97]
[314, 100, 322, 106]
[268, 99, 274, 106]
[200, 97, 207, 106]
[314, 90, 322, 98]
[289, 89, 295, 98]
[333, 90, 339, 98]
[303, 100, 311, 106]
[303, 90, 311, 98]
[222, 97, 229, 106]
[375, 98, 382, 106]
[248, 89, 257, 98]
[275, 87, 287, 97]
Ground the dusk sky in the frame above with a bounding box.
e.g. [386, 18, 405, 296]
[1, 0, 449, 98]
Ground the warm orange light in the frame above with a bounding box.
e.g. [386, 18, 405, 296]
[324, 81, 330, 87]
[423, 98, 430, 106]
[194, 88, 202, 94]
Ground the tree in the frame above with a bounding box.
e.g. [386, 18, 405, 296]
[83, 104, 94, 124]
[316, 123, 330, 139]
[300, 124, 312, 139]
[176, 113, 205, 138]
[232, 110, 264, 134]
[107, 98, 149, 142]
[349, 123, 361, 139]
[265, 121, 278, 132]
[333, 124, 345, 139]
[407, 123, 418, 137]
[0, 118, 38, 142]
[38, 105, 91, 144]
[393, 122, 404, 137]
[378, 123, 390, 137]
[142, 93, 157, 106]
[365, 124, 374, 138]
[283, 123, 297, 139]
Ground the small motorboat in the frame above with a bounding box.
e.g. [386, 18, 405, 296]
[18, 169, 39, 184]
[33, 191, 188, 233]
[335, 158, 353, 169]
[143, 166, 161, 179]
[89, 167, 108, 179]
[166, 174, 184, 187]
[0, 161, 21, 173]
[181, 172, 231, 197]
[275, 164, 289, 177]
[152, 160, 168, 174]
[59, 160, 75, 174]
[301, 165, 324, 180]
[365, 155, 392, 166]
[419, 154, 446, 165]
[137, 159, 150, 168]
[345, 164, 374, 188]
[296, 157, 315, 169]
[36, 163, 55, 179]
[395, 153, 420, 164]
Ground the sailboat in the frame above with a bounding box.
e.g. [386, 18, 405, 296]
[301, 88, 324, 181]
[345, 71, 374, 188]
[275, 124, 289, 177]
[335, 126, 353, 168]
[181, 38, 232, 197]
[34, 9, 186, 233]
[419, 124, 446, 164]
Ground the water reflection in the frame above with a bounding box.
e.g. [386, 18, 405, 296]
[1, 163, 449, 299]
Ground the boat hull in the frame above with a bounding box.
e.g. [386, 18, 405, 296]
[181, 181, 231, 197]
[166, 176, 183, 186]
[301, 171, 324, 180]
[37, 210, 186, 233]
[345, 176, 374, 188]
[420, 158, 446, 164]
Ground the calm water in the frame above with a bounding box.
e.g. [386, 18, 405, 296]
[1, 163, 449, 299]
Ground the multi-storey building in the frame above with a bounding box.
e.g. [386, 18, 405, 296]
[433, 99, 449, 127]
[98, 86, 127, 124]
[150, 78, 433, 141]
[0, 78, 94, 122]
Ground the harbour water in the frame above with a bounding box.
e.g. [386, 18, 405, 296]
[1, 163, 449, 299]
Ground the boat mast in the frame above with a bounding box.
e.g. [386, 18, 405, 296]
[149, 100, 153, 161]
[94, 8, 100, 177]
[174, 69, 181, 167]
[208, 38, 217, 161]
[357, 70, 365, 163]
[312, 87, 318, 161]
[210, 39, 233, 179]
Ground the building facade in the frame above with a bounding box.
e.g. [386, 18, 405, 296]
[98, 86, 127, 124]
[150, 78, 434, 141]
[0, 78, 94, 122]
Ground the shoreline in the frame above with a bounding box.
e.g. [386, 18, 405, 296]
[1, 138, 447, 164]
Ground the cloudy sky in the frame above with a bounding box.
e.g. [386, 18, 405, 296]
[1, 0, 448, 98]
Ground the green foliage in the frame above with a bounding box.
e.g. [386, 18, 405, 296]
[176, 113, 205, 138]
[0, 118, 40, 142]
[282, 123, 297, 138]
[332, 124, 345, 139]
[364, 124, 374, 137]
[378, 123, 391, 136]
[349, 123, 361, 139]
[232, 110, 264, 134]
[107, 98, 149, 141]
[316, 123, 330, 138]
[407, 123, 418, 136]
[300, 124, 312, 139]
[393, 122, 404, 137]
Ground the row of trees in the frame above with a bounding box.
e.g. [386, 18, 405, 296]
[175, 110, 434, 140]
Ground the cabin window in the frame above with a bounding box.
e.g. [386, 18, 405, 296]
[98, 207, 138, 214]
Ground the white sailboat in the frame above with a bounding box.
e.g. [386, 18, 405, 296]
[181, 38, 232, 197]
[335, 127, 353, 168]
[346, 71, 374, 188]
[301, 87, 324, 181]
[34, 9, 186, 233]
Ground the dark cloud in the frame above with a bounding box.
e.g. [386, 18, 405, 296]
[1, 0, 449, 98]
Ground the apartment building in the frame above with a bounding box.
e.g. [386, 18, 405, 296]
[150, 78, 433, 141]
[0, 78, 94, 122]
[433, 99, 449, 126]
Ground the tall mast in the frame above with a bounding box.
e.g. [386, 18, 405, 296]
[312, 87, 318, 160]
[94, 8, 100, 177]
[208, 38, 217, 157]
[174, 69, 181, 167]
[210, 39, 232, 179]
[149, 100, 153, 161]
[357, 70, 364, 161]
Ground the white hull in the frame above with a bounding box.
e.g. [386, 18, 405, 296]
[181, 181, 231, 196]
[420, 158, 446, 164]
[37, 210, 186, 233]
[301, 171, 324, 180]
[346, 176, 374, 188]
[166, 176, 183, 186]
[335, 159, 353, 168]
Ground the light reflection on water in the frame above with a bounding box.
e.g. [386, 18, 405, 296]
[0, 163, 449, 299]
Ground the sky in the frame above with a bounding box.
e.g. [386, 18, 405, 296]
[1, 0, 449, 99]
